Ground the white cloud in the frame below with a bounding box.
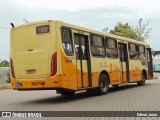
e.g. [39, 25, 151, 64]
[0, 0, 160, 60]
[16, 0, 113, 11]
[16, 0, 160, 12]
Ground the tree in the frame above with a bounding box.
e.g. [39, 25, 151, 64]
[134, 18, 152, 42]
[104, 19, 151, 42]
[0, 60, 10, 67]
[109, 22, 138, 40]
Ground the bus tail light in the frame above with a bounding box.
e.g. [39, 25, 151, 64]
[10, 58, 15, 78]
[51, 52, 57, 76]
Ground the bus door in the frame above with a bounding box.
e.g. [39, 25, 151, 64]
[118, 43, 129, 82]
[74, 34, 92, 88]
[146, 48, 153, 78]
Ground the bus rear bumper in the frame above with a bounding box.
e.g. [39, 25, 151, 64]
[11, 75, 62, 90]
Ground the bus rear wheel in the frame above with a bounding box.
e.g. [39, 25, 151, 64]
[137, 72, 146, 86]
[97, 74, 109, 95]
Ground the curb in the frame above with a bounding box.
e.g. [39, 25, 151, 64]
[0, 86, 11, 90]
[0, 83, 11, 90]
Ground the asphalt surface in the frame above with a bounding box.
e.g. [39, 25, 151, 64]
[0, 74, 160, 120]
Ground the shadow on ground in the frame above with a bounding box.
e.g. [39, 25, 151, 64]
[24, 83, 151, 104]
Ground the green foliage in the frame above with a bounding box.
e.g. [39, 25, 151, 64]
[110, 22, 138, 40]
[0, 60, 10, 67]
[107, 19, 151, 42]
[134, 18, 152, 42]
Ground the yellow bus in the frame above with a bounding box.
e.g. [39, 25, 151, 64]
[10, 20, 153, 95]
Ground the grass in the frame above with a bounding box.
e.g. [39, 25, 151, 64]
[0, 83, 11, 90]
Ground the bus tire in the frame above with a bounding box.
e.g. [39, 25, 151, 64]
[137, 72, 146, 86]
[97, 74, 109, 95]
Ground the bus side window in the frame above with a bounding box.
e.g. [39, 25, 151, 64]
[105, 38, 118, 58]
[62, 29, 74, 56]
[138, 45, 146, 60]
[90, 35, 105, 57]
[74, 36, 86, 60]
[129, 43, 138, 60]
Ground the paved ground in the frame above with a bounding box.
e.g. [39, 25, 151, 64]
[154, 72, 160, 78]
[0, 74, 160, 119]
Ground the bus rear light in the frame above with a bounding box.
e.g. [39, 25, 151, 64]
[51, 52, 57, 76]
[10, 58, 15, 78]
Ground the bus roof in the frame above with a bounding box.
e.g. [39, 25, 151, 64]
[11, 20, 150, 47]
[10, 20, 50, 30]
[61, 21, 150, 47]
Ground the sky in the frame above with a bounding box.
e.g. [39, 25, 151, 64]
[0, 0, 159, 60]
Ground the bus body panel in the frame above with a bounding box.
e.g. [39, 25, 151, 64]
[10, 21, 56, 79]
[11, 75, 61, 90]
[60, 51, 78, 90]
[10, 20, 153, 92]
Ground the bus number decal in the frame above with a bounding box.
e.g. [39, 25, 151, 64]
[31, 82, 45, 86]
